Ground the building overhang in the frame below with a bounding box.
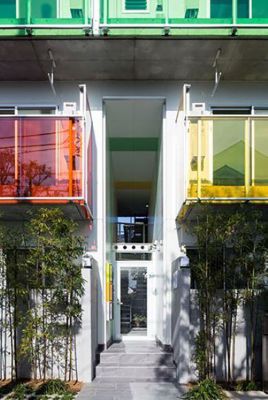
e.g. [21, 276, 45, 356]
[177, 200, 268, 224]
[0, 201, 91, 221]
[1, 37, 268, 81]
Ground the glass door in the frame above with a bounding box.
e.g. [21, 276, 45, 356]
[120, 267, 147, 337]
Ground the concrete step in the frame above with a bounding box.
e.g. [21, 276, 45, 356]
[104, 341, 166, 353]
[95, 366, 177, 381]
[99, 352, 174, 366]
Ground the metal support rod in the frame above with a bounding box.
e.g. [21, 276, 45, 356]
[48, 49, 57, 96]
[211, 48, 222, 97]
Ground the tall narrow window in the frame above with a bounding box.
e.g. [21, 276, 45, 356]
[252, 0, 268, 18]
[253, 120, 268, 185]
[125, 0, 147, 11]
[210, 0, 232, 18]
[237, 0, 249, 18]
[0, 0, 16, 18]
[185, 0, 199, 18]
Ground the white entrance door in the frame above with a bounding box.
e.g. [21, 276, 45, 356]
[114, 261, 155, 341]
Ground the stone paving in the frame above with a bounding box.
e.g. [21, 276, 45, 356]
[78, 381, 188, 400]
[226, 392, 268, 399]
[76, 340, 268, 400]
[77, 384, 268, 400]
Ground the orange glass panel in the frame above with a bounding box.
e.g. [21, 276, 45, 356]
[0, 118, 16, 197]
[20, 118, 57, 197]
[0, 117, 83, 199]
[87, 127, 93, 210]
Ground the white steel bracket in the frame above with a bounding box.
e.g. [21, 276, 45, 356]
[176, 83, 191, 123]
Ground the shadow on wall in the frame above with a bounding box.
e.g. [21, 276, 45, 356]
[91, 257, 99, 380]
[88, 125, 98, 251]
[171, 258, 191, 384]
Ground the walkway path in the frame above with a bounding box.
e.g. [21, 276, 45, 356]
[77, 340, 268, 400]
[78, 340, 187, 400]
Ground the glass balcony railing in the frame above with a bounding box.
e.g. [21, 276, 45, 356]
[0, 0, 268, 34]
[0, 116, 92, 216]
[187, 116, 268, 201]
[100, 0, 268, 31]
[0, 0, 91, 27]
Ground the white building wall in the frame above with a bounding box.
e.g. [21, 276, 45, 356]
[0, 80, 268, 380]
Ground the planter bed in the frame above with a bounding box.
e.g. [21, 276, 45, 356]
[0, 380, 83, 400]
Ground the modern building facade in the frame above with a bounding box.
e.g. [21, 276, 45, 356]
[0, 0, 268, 384]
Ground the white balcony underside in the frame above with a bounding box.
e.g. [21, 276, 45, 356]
[0, 38, 268, 81]
[0, 202, 89, 221]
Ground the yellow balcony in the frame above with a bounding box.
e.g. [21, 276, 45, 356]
[184, 116, 268, 210]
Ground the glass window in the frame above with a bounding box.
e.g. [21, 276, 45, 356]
[0, 108, 15, 115]
[70, 0, 84, 17]
[237, 0, 249, 18]
[0, 0, 16, 18]
[213, 120, 245, 186]
[125, 0, 147, 11]
[252, 0, 268, 18]
[212, 107, 251, 115]
[253, 120, 268, 185]
[210, 0, 232, 18]
[31, 0, 57, 18]
[17, 107, 56, 115]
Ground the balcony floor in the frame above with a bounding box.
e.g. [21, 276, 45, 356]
[0, 202, 90, 221]
[1, 37, 268, 81]
[177, 200, 268, 223]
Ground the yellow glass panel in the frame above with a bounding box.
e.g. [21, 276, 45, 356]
[253, 120, 268, 186]
[213, 119, 245, 187]
[188, 120, 198, 197]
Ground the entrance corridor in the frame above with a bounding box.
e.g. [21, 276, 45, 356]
[79, 341, 187, 400]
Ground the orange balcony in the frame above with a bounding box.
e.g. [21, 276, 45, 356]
[0, 116, 92, 219]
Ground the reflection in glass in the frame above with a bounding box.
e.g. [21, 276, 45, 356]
[0, 117, 83, 198]
[0, 119, 16, 196]
[253, 120, 268, 185]
[213, 120, 245, 186]
[0, 0, 16, 18]
[120, 267, 147, 336]
[210, 0, 232, 18]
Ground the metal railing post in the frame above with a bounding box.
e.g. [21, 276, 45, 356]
[232, 0, 237, 24]
[84, 0, 88, 25]
[165, 0, 169, 26]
